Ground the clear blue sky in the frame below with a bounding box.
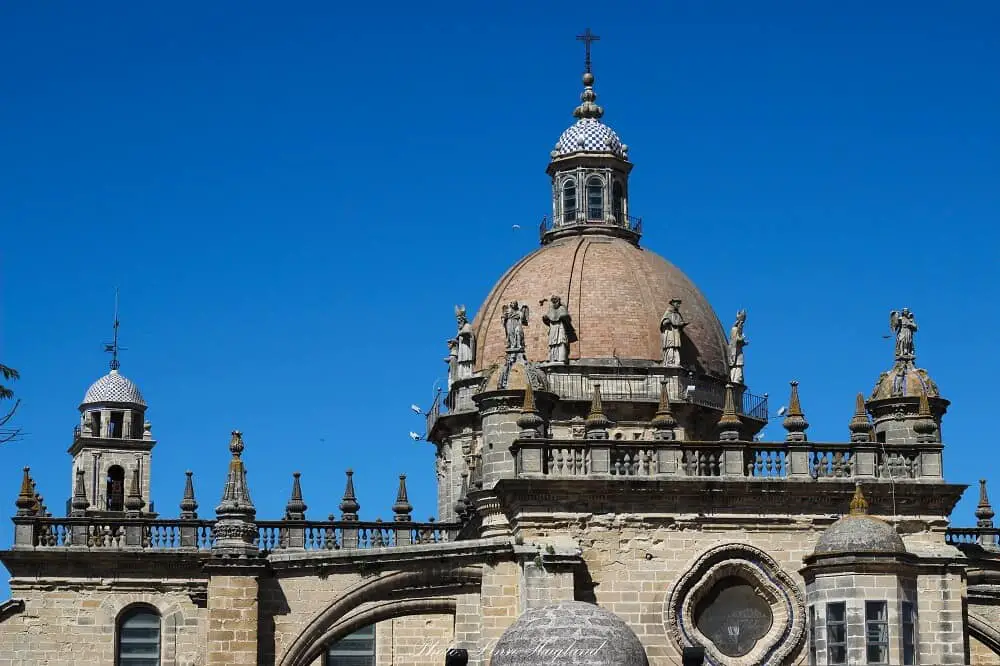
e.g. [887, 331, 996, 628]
[1, 1, 997, 597]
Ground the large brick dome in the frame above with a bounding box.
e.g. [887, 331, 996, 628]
[471, 234, 730, 376]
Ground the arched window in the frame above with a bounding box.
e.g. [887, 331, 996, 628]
[325, 625, 376, 666]
[561, 179, 577, 223]
[117, 606, 160, 665]
[107, 465, 125, 511]
[587, 177, 603, 221]
[612, 181, 625, 222]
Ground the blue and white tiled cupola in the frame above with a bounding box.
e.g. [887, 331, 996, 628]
[544, 65, 639, 245]
[68, 323, 158, 518]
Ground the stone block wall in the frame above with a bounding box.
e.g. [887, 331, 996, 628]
[0, 582, 205, 666]
[916, 570, 967, 665]
[71, 448, 153, 513]
[480, 412, 518, 488]
[513, 516, 965, 665]
[207, 574, 259, 665]
[479, 560, 520, 666]
[374, 614, 454, 665]
[972, 636, 1000, 665]
[261, 569, 363, 663]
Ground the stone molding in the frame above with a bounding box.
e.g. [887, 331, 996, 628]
[308, 596, 456, 660]
[666, 543, 806, 666]
[970, 613, 1000, 657]
[0, 599, 24, 623]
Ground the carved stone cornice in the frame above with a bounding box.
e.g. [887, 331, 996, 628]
[491, 478, 967, 520]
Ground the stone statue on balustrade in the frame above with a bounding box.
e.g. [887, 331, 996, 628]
[501, 301, 529, 354]
[890, 308, 917, 362]
[453, 305, 476, 379]
[445, 339, 458, 390]
[728, 310, 749, 384]
[541, 295, 577, 363]
[660, 298, 687, 367]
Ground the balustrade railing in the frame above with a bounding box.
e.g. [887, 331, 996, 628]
[25, 517, 215, 549]
[15, 516, 460, 552]
[539, 212, 643, 240]
[255, 519, 460, 553]
[945, 527, 1000, 549]
[512, 439, 942, 482]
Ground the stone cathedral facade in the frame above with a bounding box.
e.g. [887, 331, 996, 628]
[2, 48, 999, 666]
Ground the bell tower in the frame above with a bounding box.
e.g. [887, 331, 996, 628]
[67, 302, 157, 517]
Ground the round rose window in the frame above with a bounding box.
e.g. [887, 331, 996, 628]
[693, 576, 774, 657]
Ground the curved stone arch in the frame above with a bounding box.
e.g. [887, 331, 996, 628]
[970, 613, 1000, 658]
[311, 597, 456, 663]
[96, 594, 187, 666]
[280, 565, 483, 666]
[665, 543, 806, 666]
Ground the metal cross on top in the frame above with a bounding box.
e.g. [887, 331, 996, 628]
[576, 28, 600, 73]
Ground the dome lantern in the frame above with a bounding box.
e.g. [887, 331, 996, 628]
[543, 31, 637, 245]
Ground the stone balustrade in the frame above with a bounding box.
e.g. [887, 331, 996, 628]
[944, 527, 1000, 549]
[255, 519, 460, 552]
[511, 439, 944, 481]
[11, 516, 461, 552]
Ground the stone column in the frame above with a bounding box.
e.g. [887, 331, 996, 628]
[205, 562, 267, 665]
[454, 591, 483, 666]
[478, 560, 521, 663]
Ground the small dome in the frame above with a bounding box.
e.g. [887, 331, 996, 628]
[554, 119, 626, 158]
[492, 600, 648, 666]
[81, 369, 146, 408]
[870, 361, 940, 401]
[814, 485, 905, 556]
[814, 515, 906, 555]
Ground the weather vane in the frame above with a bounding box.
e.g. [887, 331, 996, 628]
[576, 28, 600, 74]
[103, 289, 126, 370]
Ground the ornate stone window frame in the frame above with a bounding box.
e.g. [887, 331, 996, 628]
[666, 543, 806, 666]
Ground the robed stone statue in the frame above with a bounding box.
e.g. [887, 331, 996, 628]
[445, 338, 458, 390]
[454, 306, 476, 378]
[660, 298, 687, 367]
[501, 301, 529, 353]
[728, 310, 749, 384]
[541, 295, 577, 363]
[890, 308, 917, 361]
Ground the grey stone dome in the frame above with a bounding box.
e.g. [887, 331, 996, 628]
[81, 369, 146, 408]
[554, 119, 627, 158]
[814, 515, 906, 556]
[491, 600, 648, 666]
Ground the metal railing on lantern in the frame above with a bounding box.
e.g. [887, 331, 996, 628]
[543, 374, 769, 422]
[539, 211, 643, 240]
[510, 439, 943, 482]
[425, 391, 442, 436]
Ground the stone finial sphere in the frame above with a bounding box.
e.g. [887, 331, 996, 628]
[491, 601, 648, 666]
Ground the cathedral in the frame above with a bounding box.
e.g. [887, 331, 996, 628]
[1, 36, 999, 666]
